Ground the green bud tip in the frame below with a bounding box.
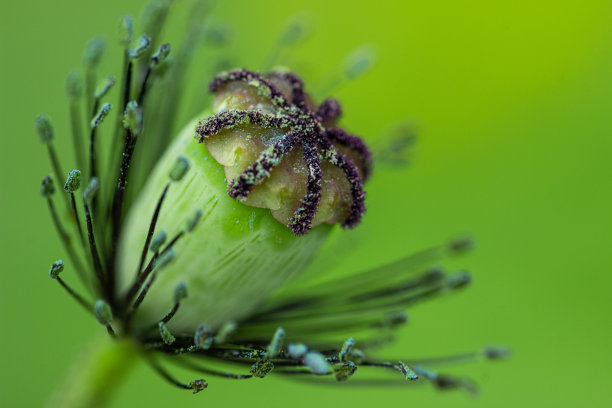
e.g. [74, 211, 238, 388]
[396, 361, 418, 381]
[169, 155, 190, 181]
[339, 337, 355, 362]
[194, 323, 213, 350]
[185, 209, 203, 233]
[90, 102, 112, 129]
[83, 37, 105, 67]
[83, 177, 100, 201]
[122, 101, 143, 136]
[214, 321, 237, 344]
[149, 231, 167, 252]
[334, 361, 357, 382]
[94, 300, 113, 325]
[154, 248, 175, 270]
[287, 343, 308, 359]
[266, 327, 285, 358]
[128, 34, 151, 59]
[189, 379, 208, 394]
[48, 260, 64, 279]
[303, 351, 331, 375]
[41, 176, 55, 197]
[118, 14, 134, 46]
[249, 358, 274, 378]
[158, 321, 176, 345]
[151, 43, 171, 65]
[66, 70, 83, 99]
[174, 281, 188, 303]
[94, 75, 116, 100]
[63, 170, 81, 193]
[35, 115, 54, 144]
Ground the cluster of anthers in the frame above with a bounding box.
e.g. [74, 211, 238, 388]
[35, 1, 507, 401]
[197, 69, 371, 235]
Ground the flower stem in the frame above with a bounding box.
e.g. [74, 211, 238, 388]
[46, 337, 140, 408]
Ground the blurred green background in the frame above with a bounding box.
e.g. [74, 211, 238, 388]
[1, 0, 612, 406]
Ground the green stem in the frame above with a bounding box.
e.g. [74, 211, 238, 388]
[46, 337, 139, 408]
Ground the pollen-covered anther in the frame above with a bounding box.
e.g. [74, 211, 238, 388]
[195, 69, 372, 235]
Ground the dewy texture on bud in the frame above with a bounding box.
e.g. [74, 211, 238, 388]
[118, 70, 371, 334]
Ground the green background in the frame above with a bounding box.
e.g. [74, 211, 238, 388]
[1, 0, 611, 406]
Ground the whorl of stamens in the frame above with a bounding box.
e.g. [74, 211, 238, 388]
[289, 137, 323, 235]
[326, 128, 373, 180]
[317, 98, 342, 123]
[228, 131, 301, 200]
[208, 69, 291, 111]
[196, 110, 292, 142]
[319, 139, 366, 228]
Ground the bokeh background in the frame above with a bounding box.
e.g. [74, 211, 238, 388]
[1, 0, 612, 406]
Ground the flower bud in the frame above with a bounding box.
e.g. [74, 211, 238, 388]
[118, 70, 371, 334]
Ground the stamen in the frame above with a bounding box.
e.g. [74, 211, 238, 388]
[83, 37, 106, 115]
[64, 170, 85, 246]
[66, 71, 86, 172]
[249, 358, 274, 378]
[94, 299, 116, 337]
[128, 34, 152, 59]
[227, 131, 300, 200]
[214, 321, 237, 344]
[130, 248, 176, 313]
[139, 43, 171, 105]
[149, 281, 187, 330]
[49, 260, 93, 313]
[338, 337, 355, 362]
[135, 184, 169, 278]
[288, 343, 308, 359]
[185, 209, 203, 232]
[303, 351, 331, 375]
[173, 358, 252, 380]
[194, 323, 213, 350]
[117, 14, 134, 47]
[334, 361, 357, 381]
[396, 361, 419, 381]
[266, 327, 285, 358]
[159, 321, 176, 345]
[89, 102, 112, 186]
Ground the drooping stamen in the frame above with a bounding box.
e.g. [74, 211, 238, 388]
[316, 98, 342, 123]
[289, 136, 322, 235]
[228, 130, 300, 200]
[66, 71, 86, 172]
[146, 356, 207, 393]
[49, 260, 93, 313]
[159, 321, 176, 345]
[172, 358, 252, 380]
[208, 69, 292, 111]
[318, 138, 365, 228]
[325, 128, 373, 180]
[196, 109, 292, 141]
